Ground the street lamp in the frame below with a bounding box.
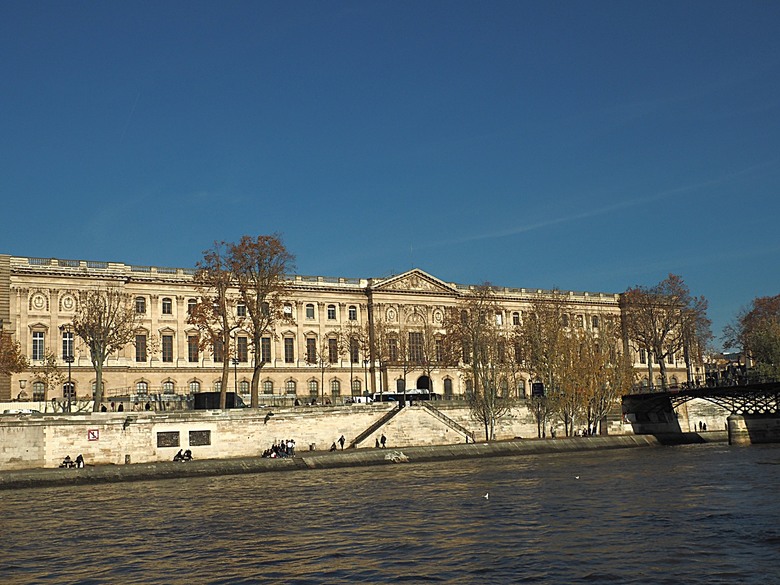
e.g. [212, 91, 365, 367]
[64, 354, 74, 413]
[60, 324, 75, 413]
[232, 356, 240, 395]
[363, 359, 369, 397]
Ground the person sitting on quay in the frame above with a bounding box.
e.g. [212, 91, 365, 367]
[59, 455, 75, 468]
[262, 440, 295, 458]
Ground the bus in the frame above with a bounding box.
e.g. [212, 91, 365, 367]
[371, 389, 440, 403]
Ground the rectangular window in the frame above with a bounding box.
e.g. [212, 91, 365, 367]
[237, 303, 247, 317]
[328, 338, 339, 363]
[237, 336, 248, 362]
[409, 332, 423, 363]
[135, 334, 147, 362]
[261, 337, 271, 363]
[306, 338, 317, 363]
[327, 305, 336, 320]
[592, 315, 600, 329]
[306, 304, 315, 319]
[388, 338, 398, 362]
[435, 338, 443, 363]
[667, 352, 674, 365]
[162, 334, 173, 362]
[188, 336, 199, 362]
[639, 348, 646, 364]
[214, 339, 224, 362]
[350, 338, 359, 363]
[284, 337, 294, 363]
[62, 331, 74, 360]
[32, 332, 44, 361]
[162, 298, 173, 315]
[136, 297, 146, 314]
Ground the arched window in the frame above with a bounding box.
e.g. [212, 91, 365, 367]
[32, 381, 45, 401]
[63, 382, 75, 401]
[327, 304, 337, 320]
[396, 378, 405, 392]
[348, 305, 357, 321]
[136, 381, 149, 396]
[517, 379, 526, 398]
[330, 379, 341, 397]
[306, 303, 315, 320]
[512, 311, 520, 326]
[187, 298, 197, 314]
[189, 380, 201, 393]
[162, 380, 175, 394]
[162, 297, 173, 315]
[214, 380, 222, 392]
[239, 380, 250, 394]
[443, 378, 453, 398]
[352, 379, 361, 395]
[308, 379, 319, 397]
[286, 380, 297, 395]
[263, 380, 274, 394]
[135, 297, 146, 314]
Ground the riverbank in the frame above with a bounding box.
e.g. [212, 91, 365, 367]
[0, 431, 727, 490]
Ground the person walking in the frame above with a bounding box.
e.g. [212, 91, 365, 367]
[338, 435, 346, 450]
[380, 433, 386, 448]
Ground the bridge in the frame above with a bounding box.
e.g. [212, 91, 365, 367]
[622, 381, 780, 445]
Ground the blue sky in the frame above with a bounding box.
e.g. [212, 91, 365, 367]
[2, 1, 779, 347]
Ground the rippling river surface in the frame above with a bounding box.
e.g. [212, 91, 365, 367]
[4, 443, 780, 584]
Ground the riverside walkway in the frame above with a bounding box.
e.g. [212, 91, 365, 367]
[0, 432, 726, 490]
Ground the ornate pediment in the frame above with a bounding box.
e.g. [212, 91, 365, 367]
[372, 269, 458, 295]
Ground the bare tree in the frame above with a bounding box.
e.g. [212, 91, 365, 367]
[443, 284, 515, 441]
[32, 348, 64, 404]
[621, 274, 710, 390]
[305, 333, 343, 404]
[72, 286, 140, 411]
[189, 242, 243, 410]
[339, 319, 367, 397]
[228, 234, 295, 408]
[516, 291, 570, 436]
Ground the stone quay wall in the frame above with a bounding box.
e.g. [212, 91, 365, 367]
[0, 433, 729, 490]
[0, 397, 731, 472]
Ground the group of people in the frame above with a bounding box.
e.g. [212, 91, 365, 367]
[59, 454, 85, 468]
[173, 449, 193, 462]
[262, 439, 296, 458]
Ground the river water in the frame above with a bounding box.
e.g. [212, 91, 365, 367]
[3, 442, 780, 584]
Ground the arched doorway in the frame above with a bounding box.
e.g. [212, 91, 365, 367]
[416, 375, 432, 392]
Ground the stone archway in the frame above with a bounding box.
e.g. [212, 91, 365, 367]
[416, 375, 432, 392]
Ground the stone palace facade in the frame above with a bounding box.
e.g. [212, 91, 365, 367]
[0, 254, 699, 403]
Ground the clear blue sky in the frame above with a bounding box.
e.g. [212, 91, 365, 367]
[2, 1, 779, 348]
